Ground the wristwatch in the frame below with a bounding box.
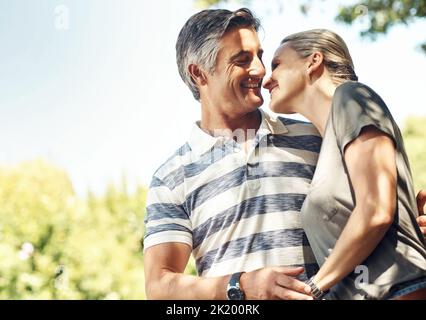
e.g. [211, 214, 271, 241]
[305, 276, 329, 300]
[226, 272, 245, 300]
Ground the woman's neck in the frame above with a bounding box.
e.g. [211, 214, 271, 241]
[297, 79, 337, 137]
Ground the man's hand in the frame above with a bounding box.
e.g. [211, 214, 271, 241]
[240, 266, 313, 300]
[416, 190, 426, 237]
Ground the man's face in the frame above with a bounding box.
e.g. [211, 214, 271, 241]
[204, 27, 265, 116]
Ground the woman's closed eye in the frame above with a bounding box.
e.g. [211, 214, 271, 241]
[271, 62, 279, 71]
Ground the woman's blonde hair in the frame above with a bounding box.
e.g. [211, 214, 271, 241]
[281, 29, 358, 85]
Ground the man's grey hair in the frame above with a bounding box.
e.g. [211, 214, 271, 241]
[176, 8, 261, 101]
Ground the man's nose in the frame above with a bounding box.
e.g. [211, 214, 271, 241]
[249, 56, 266, 78]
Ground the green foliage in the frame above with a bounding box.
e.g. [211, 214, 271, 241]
[184, 256, 198, 276]
[337, 0, 425, 33]
[336, 0, 426, 53]
[0, 160, 147, 299]
[402, 117, 426, 191]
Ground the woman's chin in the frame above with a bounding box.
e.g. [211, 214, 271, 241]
[269, 101, 293, 114]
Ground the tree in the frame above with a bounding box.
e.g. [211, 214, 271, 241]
[336, 0, 426, 53]
[195, 0, 426, 54]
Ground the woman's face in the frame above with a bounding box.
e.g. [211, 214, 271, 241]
[263, 43, 308, 114]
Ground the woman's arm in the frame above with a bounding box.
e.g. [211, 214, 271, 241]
[312, 125, 397, 292]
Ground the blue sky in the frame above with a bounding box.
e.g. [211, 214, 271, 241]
[1, 0, 425, 196]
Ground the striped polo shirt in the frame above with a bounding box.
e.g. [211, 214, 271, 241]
[144, 110, 321, 279]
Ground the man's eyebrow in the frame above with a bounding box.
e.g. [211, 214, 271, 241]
[229, 49, 263, 61]
[229, 50, 250, 61]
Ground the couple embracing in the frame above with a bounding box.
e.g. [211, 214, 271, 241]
[144, 8, 426, 300]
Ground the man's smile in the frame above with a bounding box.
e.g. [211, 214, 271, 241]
[241, 79, 262, 89]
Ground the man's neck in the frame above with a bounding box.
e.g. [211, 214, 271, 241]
[200, 108, 262, 142]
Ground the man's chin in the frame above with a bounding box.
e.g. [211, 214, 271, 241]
[248, 102, 263, 111]
[247, 95, 264, 109]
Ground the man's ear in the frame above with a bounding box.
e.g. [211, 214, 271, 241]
[307, 51, 324, 79]
[188, 64, 208, 86]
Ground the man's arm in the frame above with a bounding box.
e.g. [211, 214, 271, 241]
[144, 242, 313, 300]
[416, 190, 426, 236]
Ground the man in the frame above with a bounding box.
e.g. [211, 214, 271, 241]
[143, 8, 426, 300]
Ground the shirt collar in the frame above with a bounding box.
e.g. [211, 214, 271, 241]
[257, 109, 289, 137]
[188, 121, 222, 156]
[188, 109, 288, 156]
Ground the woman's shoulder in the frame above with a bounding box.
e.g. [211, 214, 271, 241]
[334, 80, 377, 100]
[331, 80, 395, 140]
[333, 81, 389, 117]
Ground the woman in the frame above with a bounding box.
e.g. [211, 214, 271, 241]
[263, 29, 426, 300]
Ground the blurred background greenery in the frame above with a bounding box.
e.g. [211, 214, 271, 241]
[0, 160, 147, 299]
[403, 117, 426, 191]
[0, 117, 424, 299]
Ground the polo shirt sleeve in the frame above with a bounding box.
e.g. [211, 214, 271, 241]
[143, 175, 192, 252]
[331, 81, 398, 154]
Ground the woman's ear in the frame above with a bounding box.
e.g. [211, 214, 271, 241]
[307, 51, 324, 79]
[188, 64, 207, 86]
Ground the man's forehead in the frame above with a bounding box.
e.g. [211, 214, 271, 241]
[221, 27, 260, 43]
[219, 28, 262, 54]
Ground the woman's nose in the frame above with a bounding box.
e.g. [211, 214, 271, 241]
[263, 75, 273, 90]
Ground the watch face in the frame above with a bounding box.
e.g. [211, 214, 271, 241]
[227, 287, 244, 300]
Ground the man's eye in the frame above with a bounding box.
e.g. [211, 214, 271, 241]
[236, 60, 249, 65]
[235, 57, 250, 65]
